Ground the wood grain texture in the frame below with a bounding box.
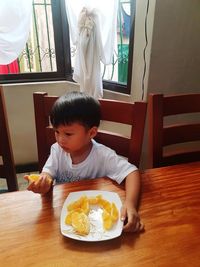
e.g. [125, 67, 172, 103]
[0, 161, 200, 267]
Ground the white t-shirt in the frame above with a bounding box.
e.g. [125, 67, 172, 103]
[42, 139, 137, 184]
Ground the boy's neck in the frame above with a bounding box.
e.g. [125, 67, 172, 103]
[70, 141, 93, 164]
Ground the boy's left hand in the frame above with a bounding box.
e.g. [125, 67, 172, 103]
[24, 174, 53, 195]
[121, 201, 144, 233]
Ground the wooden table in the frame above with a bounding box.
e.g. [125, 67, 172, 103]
[0, 161, 200, 267]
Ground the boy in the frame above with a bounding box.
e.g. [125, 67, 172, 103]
[25, 91, 143, 233]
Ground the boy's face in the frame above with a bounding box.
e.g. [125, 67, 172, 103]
[54, 122, 97, 155]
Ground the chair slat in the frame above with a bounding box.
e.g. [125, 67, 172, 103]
[99, 99, 135, 124]
[149, 93, 200, 168]
[163, 151, 200, 166]
[163, 124, 200, 145]
[163, 94, 200, 116]
[95, 131, 130, 158]
[0, 86, 18, 191]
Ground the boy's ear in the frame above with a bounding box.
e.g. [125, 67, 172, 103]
[89, 126, 98, 139]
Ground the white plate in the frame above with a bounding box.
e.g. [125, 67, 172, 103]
[60, 190, 123, 241]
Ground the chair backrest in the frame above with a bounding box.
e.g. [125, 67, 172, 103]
[33, 92, 147, 172]
[0, 86, 18, 191]
[148, 93, 200, 168]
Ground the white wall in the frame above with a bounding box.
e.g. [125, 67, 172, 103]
[148, 0, 200, 94]
[2, 0, 200, 168]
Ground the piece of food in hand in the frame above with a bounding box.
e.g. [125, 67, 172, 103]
[26, 174, 52, 184]
[71, 211, 90, 235]
[27, 174, 40, 182]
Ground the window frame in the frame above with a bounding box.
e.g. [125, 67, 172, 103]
[0, 0, 135, 95]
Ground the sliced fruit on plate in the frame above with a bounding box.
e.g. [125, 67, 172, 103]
[111, 202, 119, 222]
[71, 211, 90, 235]
[65, 194, 120, 234]
[102, 210, 113, 230]
[65, 208, 84, 225]
[67, 195, 89, 214]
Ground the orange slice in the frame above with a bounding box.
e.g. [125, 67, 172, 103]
[27, 174, 52, 184]
[71, 212, 90, 235]
[67, 198, 82, 211]
[65, 208, 84, 225]
[81, 198, 90, 215]
[28, 174, 40, 182]
[88, 196, 98, 205]
[102, 209, 114, 230]
[67, 195, 89, 214]
[111, 202, 119, 222]
[65, 210, 74, 225]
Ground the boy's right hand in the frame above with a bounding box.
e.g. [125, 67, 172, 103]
[24, 173, 53, 195]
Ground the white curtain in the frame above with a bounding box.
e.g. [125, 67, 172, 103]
[0, 0, 32, 65]
[65, 0, 118, 98]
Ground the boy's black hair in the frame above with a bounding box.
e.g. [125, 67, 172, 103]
[50, 91, 101, 129]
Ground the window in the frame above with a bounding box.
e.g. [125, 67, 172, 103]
[0, 0, 135, 95]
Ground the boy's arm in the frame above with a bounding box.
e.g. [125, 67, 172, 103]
[125, 170, 140, 207]
[121, 170, 144, 232]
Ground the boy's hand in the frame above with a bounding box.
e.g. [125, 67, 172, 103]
[24, 173, 53, 195]
[121, 201, 144, 233]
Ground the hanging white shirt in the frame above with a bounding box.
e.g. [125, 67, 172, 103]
[0, 0, 32, 64]
[42, 139, 137, 184]
[73, 8, 104, 98]
[65, 0, 118, 98]
[65, 0, 118, 64]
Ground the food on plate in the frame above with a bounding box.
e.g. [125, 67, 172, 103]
[71, 211, 90, 235]
[65, 194, 119, 234]
[111, 203, 119, 222]
[102, 202, 119, 230]
[88, 196, 99, 205]
[102, 209, 113, 230]
[65, 208, 84, 225]
[67, 195, 89, 214]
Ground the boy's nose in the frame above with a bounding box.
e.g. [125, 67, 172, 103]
[57, 135, 66, 145]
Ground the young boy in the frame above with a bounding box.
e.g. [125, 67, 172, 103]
[25, 91, 143, 233]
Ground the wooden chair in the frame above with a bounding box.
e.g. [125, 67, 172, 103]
[148, 93, 200, 168]
[33, 92, 147, 172]
[0, 86, 18, 191]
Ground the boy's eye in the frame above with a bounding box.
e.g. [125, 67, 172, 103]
[65, 133, 73, 136]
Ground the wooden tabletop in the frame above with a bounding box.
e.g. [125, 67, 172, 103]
[0, 161, 200, 267]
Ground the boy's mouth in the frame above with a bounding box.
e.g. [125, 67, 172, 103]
[60, 145, 69, 151]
